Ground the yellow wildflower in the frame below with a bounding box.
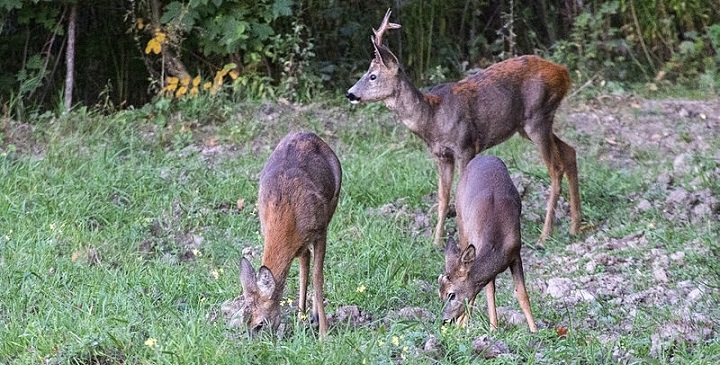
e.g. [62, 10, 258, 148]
[356, 283, 366, 293]
[144, 338, 157, 347]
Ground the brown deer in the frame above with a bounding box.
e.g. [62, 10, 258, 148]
[346, 9, 581, 247]
[438, 155, 537, 332]
[239, 131, 342, 338]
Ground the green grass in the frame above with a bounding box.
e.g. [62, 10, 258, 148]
[1, 99, 718, 364]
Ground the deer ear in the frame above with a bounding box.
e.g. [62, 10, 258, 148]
[460, 245, 476, 267]
[257, 266, 276, 298]
[444, 236, 460, 270]
[240, 257, 258, 297]
[372, 39, 399, 70]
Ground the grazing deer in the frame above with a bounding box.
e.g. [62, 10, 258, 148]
[346, 9, 581, 247]
[438, 155, 537, 332]
[239, 131, 342, 338]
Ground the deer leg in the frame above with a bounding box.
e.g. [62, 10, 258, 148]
[554, 135, 582, 235]
[485, 280, 498, 331]
[526, 128, 564, 244]
[510, 257, 537, 333]
[298, 247, 311, 315]
[434, 157, 455, 247]
[312, 236, 328, 337]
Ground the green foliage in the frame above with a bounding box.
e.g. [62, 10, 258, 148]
[159, 0, 292, 63]
[272, 20, 323, 102]
[552, 1, 638, 83]
[1, 0, 719, 114]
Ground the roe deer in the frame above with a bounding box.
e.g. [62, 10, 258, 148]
[346, 9, 581, 247]
[438, 155, 537, 332]
[239, 131, 342, 338]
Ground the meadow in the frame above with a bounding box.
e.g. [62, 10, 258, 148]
[1, 95, 718, 364]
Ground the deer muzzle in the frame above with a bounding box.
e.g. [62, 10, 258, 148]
[346, 91, 361, 104]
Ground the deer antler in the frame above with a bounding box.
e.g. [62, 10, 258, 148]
[372, 8, 401, 47]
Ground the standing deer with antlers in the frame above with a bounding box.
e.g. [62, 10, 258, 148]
[346, 9, 581, 247]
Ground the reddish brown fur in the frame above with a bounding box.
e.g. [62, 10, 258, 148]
[423, 93, 443, 107]
[450, 79, 480, 96]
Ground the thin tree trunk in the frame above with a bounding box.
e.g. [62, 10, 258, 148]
[64, 3, 77, 112]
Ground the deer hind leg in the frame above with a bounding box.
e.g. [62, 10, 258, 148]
[510, 256, 537, 333]
[526, 125, 565, 244]
[312, 236, 328, 337]
[433, 157, 455, 247]
[298, 248, 311, 315]
[485, 280, 498, 331]
[554, 135, 582, 235]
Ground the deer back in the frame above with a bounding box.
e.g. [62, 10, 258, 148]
[423, 56, 571, 153]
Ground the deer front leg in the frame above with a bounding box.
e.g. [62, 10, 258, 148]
[434, 155, 455, 247]
[485, 280, 498, 331]
[510, 256, 538, 333]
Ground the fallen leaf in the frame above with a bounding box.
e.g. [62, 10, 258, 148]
[556, 325, 568, 338]
[236, 198, 245, 211]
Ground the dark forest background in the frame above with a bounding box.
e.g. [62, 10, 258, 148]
[1, 0, 719, 118]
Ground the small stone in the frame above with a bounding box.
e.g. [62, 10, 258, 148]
[687, 288, 703, 302]
[574, 289, 596, 302]
[666, 188, 689, 204]
[635, 199, 653, 212]
[653, 266, 669, 283]
[545, 278, 574, 299]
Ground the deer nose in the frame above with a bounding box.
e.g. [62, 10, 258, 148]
[346, 92, 361, 102]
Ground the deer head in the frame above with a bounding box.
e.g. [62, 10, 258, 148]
[438, 236, 480, 324]
[346, 9, 402, 104]
[239, 257, 281, 335]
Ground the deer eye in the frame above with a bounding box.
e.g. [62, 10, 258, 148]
[447, 292, 456, 302]
[369, 74, 377, 81]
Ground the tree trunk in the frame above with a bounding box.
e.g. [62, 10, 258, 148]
[64, 3, 77, 112]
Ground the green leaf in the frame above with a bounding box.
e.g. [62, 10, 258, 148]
[252, 23, 274, 41]
[272, 0, 293, 18]
[160, 2, 184, 24]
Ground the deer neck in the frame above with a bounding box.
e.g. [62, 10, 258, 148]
[384, 73, 434, 134]
[260, 246, 294, 299]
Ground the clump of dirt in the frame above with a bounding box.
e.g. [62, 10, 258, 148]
[138, 199, 205, 263]
[1, 120, 45, 157]
[367, 198, 432, 237]
[385, 306, 436, 324]
[472, 334, 511, 359]
[327, 305, 373, 328]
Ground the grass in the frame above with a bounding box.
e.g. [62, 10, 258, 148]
[1, 97, 719, 364]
